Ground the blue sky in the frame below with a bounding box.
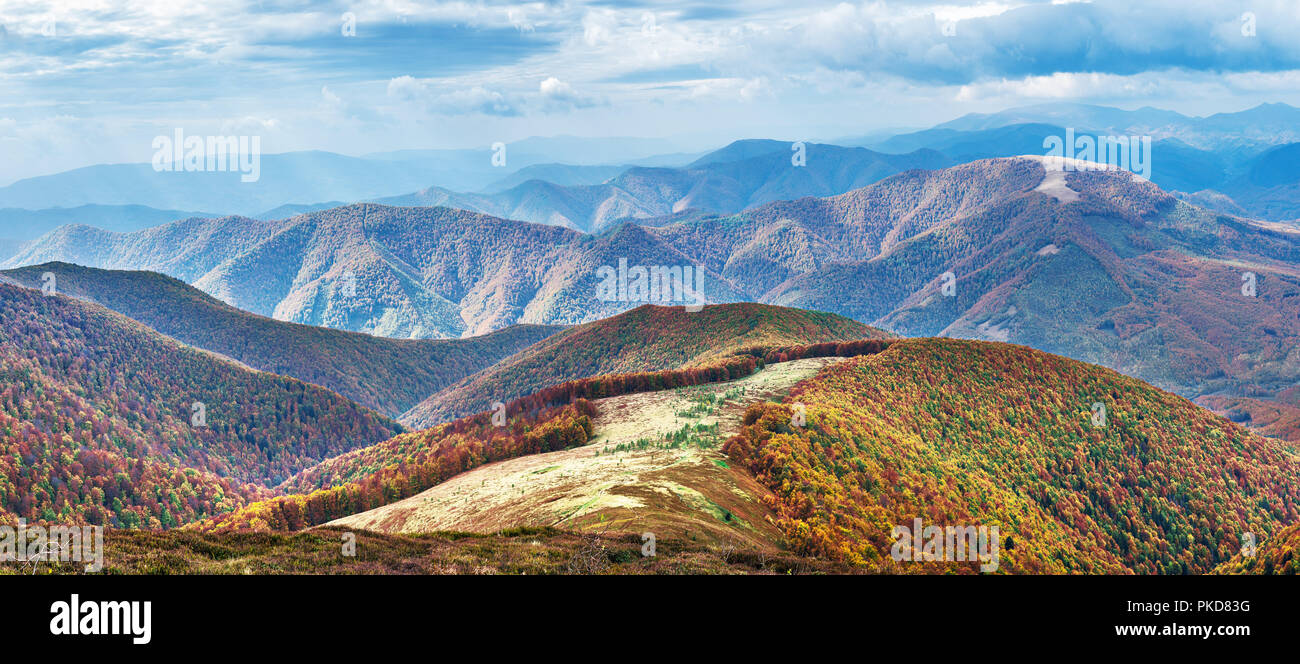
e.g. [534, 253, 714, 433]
[2, 0, 1300, 183]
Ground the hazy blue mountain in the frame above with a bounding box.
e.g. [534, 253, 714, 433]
[0, 137, 717, 217]
[374, 140, 952, 232]
[685, 138, 792, 166]
[929, 102, 1300, 150]
[622, 150, 709, 167]
[935, 103, 1190, 134]
[254, 202, 349, 220]
[0, 151, 465, 216]
[0, 204, 212, 260]
[1246, 142, 1300, 188]
[481, 164, 627, 192]
[364, 136, 705, 172]
[872, 123, 1066, 158]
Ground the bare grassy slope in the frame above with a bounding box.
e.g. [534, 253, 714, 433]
[331, 357, 841, 548]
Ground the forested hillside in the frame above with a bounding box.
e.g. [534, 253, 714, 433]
[1, 263, 562, 416]
[0, 282, 401, 528]
[1213, 522, 1300, 575]
[403, 302, 889, 426]
[725, 338, 1300, 573]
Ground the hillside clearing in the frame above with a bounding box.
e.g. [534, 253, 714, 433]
[328, 357, 842, 548]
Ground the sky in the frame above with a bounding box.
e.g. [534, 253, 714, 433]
[2, 0, 1300, 183]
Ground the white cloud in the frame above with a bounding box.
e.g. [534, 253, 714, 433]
[387, 76, 521, 116]
[6, 0, 1300, 182]
[539, 77, 600, 110]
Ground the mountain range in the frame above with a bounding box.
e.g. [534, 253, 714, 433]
[0, 136, 705, 218]
[370, 140, 951, 232]
[8, 156, 1298, 431]
[7, 104, 1297, 260]
[919, 102, 1300, 151]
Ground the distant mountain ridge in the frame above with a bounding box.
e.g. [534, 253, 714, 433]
[7, 103, 1298, 228]
[373, 140, 952, 232]
[870, 113, 1300, 221]
[928, 102, 1300, 150]
[0, 263, 563, 417]
[0, 204, 214, 262]
[0, 137, 708, 217]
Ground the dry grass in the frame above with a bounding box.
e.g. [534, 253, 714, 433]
[329, 358, 841, 550]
